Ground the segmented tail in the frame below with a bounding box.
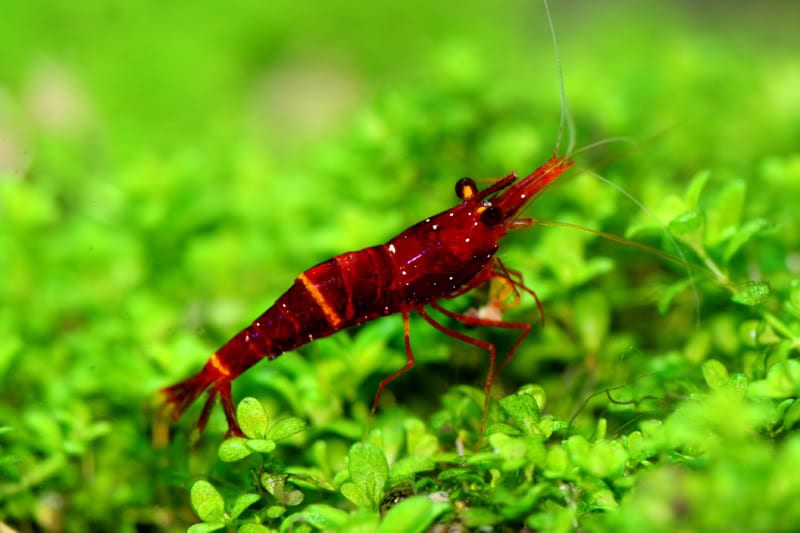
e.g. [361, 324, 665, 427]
[161, 356, 243, 436]
[162, 365, 217, 422]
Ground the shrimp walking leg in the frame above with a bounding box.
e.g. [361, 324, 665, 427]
[418, 307, 505, 435]
[369, 311, 415, 419]
[218, 380, 244, 437]
[429, 302, 532, 427]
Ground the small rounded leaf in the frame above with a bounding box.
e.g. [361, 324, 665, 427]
[283, 490, 304, 506]
[702, 359, 729, 390]
[246, 439, 277, 454]
[668, 209, 703, 236]
[266, 505, 286, 519]
[378, 496, 447, 533]
[300, 504, 350, 530]
[500, 389, 540, 435]
[188, 524, 225, 533]
[238, 524, 272, 533]
[390, 456, 435, 480]
[790, 280, 800, 311]
[237, 397, 269, 439]
[219, 437, 253, 462]
[341, 482, 371, 508]
[463, 507, 502, 527]
[347, 443, 389, 507]
[230, 493, 260, 520]
[190, 480, 226, 523]
[783, 400, 800, 431]
[732, 281, 771, 307]
[267, 417, 308, 441]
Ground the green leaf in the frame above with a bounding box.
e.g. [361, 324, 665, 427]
[188, 523, 226, 533]
[237, 397, 269, 439]
[266, 505, 286, 519]
[522, 384, 547, 410]
[237, 524, 272, 533]
[668, 209, 704, 236]
[230, 493, 260, 520]
[267, 417, 307, 441]
[723, 218, 769, 263]
[261, 474, 286, 498]
[488, 433, 546, 471]
[463, 507, 502, 527]
[333, 509, 381, 532]
[544, 446, 570, 477]
[783, 401, 800, 431]
[732, 281, 771, 306]
[684, 330, 711, 364]
[190, 480, 226, 523]
[246, 439, 277, 454]
[596, 417, 608, 440]
[786, 280, 800, 319]
[685, 169, 711, 208]
[702, 359, 729, 390]
[389, 456, 435, 480]
[574, 290, 610, 353]
[437, 467, 476, 483]
[378, 496, 449, 533]
[219, 437, 253, 462]
[657, 277, 694, 315]
[403, 418, 439, 457]
[710, 179, 746, 243]
[565, 436, 628, 479]
[298, 504, 350, 530]
[346, 443, 389, 508]
[590, 489, 619, 510]
[283, 490, 304, 506]
[341, 482, 372, 508]
[748, 360, 800, 398]
[499, 388, 540, 435]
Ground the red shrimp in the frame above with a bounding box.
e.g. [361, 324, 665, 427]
[162, 155, 573, 437]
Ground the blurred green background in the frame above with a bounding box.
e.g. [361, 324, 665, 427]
[2, 0, 799, 531]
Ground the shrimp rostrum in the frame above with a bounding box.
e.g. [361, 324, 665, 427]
[162, 155, 573, 436]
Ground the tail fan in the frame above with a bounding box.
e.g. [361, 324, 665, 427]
[161, 365, 217, 431]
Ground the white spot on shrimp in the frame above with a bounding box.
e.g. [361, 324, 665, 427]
[388, 243, 396, 254]
[245, 335, 250, 342]
[521, 193, 526, 199]
[432, 224, 438, 230]
[425, 218, 430, 222]
[402, 270, 407, 276]
[449, 212, 454, 217]
[308, 334, 314, 341]
[449, 276, 453, 280]
[256, 322, 261, 327]
[465, 238, 470, 243]
[282, 303, 287, 308]
[473, 222, 478, 226]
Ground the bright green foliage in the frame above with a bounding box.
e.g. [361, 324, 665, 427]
[2, 0, 800, 531]
[217, 397, 306, 462]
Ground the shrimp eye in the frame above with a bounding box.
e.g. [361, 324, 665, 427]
[455, 177, 478, 200]
[480, 206, 503, 226]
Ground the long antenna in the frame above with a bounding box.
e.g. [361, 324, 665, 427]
[541, 0, 701, 327]
[543, 0, 575, 156]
